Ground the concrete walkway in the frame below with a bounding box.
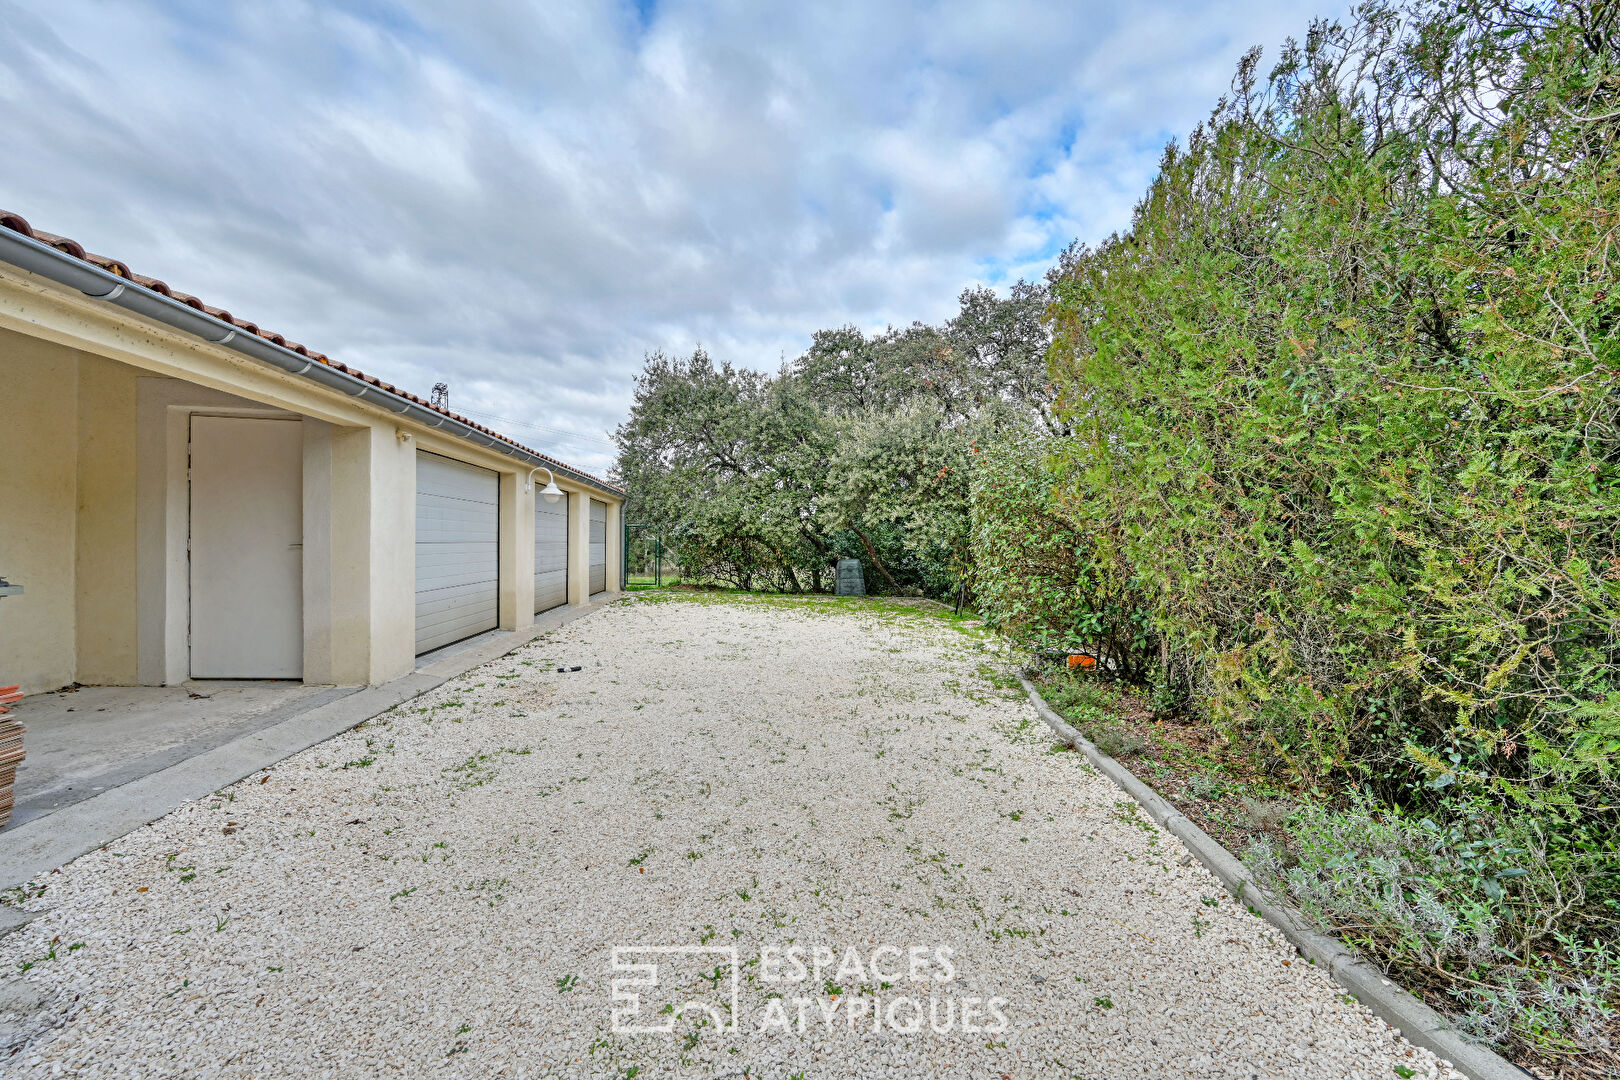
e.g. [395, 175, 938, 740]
[0, 594, 624, 894]
[8, 683, 355, 829]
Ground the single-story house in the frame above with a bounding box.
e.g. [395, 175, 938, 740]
[0, 210, 625, 696]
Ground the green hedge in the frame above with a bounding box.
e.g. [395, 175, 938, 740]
[972, 4, 1619, 1059]
[1039, 0, 1618, 810]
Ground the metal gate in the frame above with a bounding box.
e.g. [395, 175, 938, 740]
[589, 499, 607, 595]
[415, 452, 500, 654]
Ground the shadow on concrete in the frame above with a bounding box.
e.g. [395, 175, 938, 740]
[8, 682, 358, 828]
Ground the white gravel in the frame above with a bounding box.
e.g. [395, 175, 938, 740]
[0, 593, 1461, 1079]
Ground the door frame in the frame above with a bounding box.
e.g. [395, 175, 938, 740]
[135, 377, 304, 684]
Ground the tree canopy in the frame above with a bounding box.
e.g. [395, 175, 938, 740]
[614, 283, 1052, 597]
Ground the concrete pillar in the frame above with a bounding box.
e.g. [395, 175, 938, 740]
[295, 424, 416, 688]
[566, 488, 590, 607]
[307, 421, 404, 687]
[301, 420, 335, 685]
[1, 340, 79, 694]
[365, 426, 417, 684]
[605, 499, 623, 592]
[501, 470, 534, 629]
[319, 423, 395, 686]
[75, 355, 140, 686]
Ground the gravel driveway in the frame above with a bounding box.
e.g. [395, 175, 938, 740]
[0, 593, 1459, 1079]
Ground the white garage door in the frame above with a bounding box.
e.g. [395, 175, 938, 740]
[416, 452, 500, 654]
[535, 494, 569, 614]
[589, 499, 607, 595]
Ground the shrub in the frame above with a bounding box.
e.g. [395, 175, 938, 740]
[1088, 726, 1149, 760]
[969, 435, 1159, 682]
[1245, 794, 1620, 1065]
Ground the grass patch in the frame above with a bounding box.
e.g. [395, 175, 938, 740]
[626, 585, 988, 638]
[1032, 668, 1293, 852]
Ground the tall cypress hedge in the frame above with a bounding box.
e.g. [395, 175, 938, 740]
[1026, 0, 1618, 809]
[970, 3, 1619, 1059]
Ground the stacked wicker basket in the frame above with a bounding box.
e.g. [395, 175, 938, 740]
[0, 685, 23, 828]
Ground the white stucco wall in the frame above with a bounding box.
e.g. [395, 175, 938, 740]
[74, 353, 141, 685]
[0, 329, 80, 693]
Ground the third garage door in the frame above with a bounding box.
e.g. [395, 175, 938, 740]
[535, 493, 569, 613]
[416, 452, 500, 654]
[589, 499, 607, 595]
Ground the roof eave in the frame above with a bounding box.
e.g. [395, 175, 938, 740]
[0, 222, 623, 499]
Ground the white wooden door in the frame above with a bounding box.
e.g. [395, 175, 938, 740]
[415, 452, 500, 654]
[189, 415, 304, 678]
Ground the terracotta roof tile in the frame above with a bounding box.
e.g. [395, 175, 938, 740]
[1, 209, 620, 493]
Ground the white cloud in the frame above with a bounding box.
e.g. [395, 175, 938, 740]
[0, 0, 1341, 473]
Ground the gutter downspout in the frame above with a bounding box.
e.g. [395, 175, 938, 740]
[0, 226, 622, 499]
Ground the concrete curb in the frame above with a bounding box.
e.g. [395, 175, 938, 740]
[1018, 676, 1527, 1080]
[0, 906, 37, 939]
[0, 594, 625, 895]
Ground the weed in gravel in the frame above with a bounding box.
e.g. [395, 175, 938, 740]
[17, 944, 63, 973]
[1110, 801, 1154, 837]
[444, 753, 499, 790]
[469, 877, 511, 906]
[1, 883, 46, 908]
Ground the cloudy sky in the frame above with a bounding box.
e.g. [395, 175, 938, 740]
[1, 0, 1337, 475]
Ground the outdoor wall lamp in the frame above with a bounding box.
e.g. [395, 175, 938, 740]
[526, 466, 564, 503]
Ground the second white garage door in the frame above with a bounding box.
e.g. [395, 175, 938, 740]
[535, 495, 569, 614]
[416, 452, 500, 654]
[589, 499, 607, 594]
